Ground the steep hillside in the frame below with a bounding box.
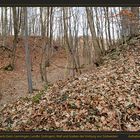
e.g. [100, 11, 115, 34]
[0, 36, 140, 131]
[0, 36, 67, 109]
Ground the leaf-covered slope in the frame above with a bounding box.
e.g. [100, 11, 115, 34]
[0, 40, 140, 131]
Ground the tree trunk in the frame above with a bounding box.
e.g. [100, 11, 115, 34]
[130, 7, 139, 36]
[121, 7, 131, 39]
[85, 7, 102, 64]
[23, 7, 33, 93]
[10, 7, 18, 69]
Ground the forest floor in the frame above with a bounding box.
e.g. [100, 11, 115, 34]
[0, 36, 69, 110]
[0, 35, 140, 131]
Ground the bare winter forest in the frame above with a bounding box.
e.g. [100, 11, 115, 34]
[0, 7, 140, 131]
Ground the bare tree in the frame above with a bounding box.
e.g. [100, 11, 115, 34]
[10, 7, 22, 69]
[130, 7, 139, 36]
[85, 7, 102, 65]
[23, 7, 33, 93]
[105, 7, 112, 48]
[121, 7, 131, 41]
[40, 7, 48, 83]
[8, 7, 13, 36]
[62, 7, 81, 77]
